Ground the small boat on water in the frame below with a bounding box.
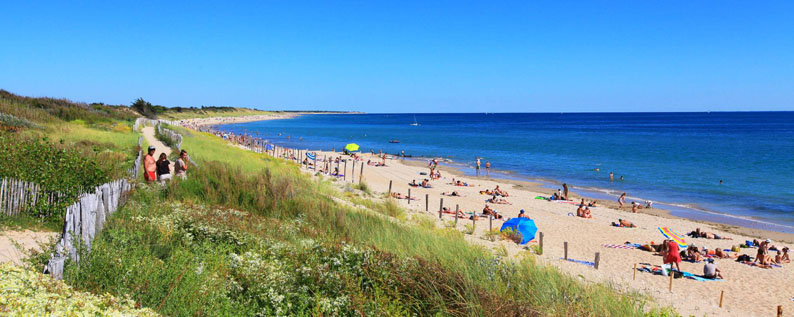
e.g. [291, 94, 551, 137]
[389, 139, 400, 143]
[410, 115, 420, 126]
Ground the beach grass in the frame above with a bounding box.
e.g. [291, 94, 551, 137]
[63, 134, 674, 315]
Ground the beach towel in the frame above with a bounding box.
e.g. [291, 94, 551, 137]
[682, 272, 724, 282]
[602, 244, 637, 249]
[535, 196, 550, 200]
[560, 258, 595, 267]
[441, 210, 467, 219]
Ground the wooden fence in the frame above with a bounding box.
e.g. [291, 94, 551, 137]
[0, 136, 141, 217]
[45, 178, 132, 279]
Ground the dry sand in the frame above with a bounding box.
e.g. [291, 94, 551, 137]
[302, 150, 793, 317]
[0, 230, 57, 265]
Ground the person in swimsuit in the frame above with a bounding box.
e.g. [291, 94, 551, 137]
[609, 171, 614, 181]
[143, 146, 157, 182]
[562, 183, 569, 200]
[518, 209, 531, 219]
[618, 193, 627, 208]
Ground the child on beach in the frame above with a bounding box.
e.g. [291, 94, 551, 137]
[618, 193, 626, 208]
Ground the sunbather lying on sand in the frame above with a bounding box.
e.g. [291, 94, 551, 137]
[442, 191, 463, 197]
[440, 207, 465, 218]
[453, 179, 472, 187]
[488, 195, 512, 205]
[612, 218, 635, 228]
[687, 228, 732, 240]
[483, 205, 503, 219]
[480, 189, 494, 195]
[390, 192, 416, 200]
[714, 248, 737, 259]
[494, 185, 509, 197]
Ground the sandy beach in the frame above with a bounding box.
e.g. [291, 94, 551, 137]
[298, 150, 793, 317]
[180, 119, 794, 316]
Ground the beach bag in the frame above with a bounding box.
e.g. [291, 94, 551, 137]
[673, 271, 684, 279]
[737, 254, 751, 262]
[731, 245, 740, 252]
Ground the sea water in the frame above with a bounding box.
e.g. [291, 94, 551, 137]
[218, 112, 794, 232]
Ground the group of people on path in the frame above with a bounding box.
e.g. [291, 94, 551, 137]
[143, 145, 189, 183]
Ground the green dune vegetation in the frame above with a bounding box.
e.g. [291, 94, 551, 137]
[0, 91, 675, 316]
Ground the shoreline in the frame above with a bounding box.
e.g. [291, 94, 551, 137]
[211, 114, 794, 242]
[397, 158, 794, 243]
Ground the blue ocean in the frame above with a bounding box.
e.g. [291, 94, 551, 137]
[218, 112, 794, 233]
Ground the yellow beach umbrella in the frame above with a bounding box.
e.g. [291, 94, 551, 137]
[344, 143, 360, 152]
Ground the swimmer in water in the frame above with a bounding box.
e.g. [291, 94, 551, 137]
[609, 172, 614, 181]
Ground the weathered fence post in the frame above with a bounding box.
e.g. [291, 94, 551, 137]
[425, 194, 429, 212]
[538, 232, 544, 255]
[407, 188, 411, 204]
[594, 252, 600, 270]
[439, 198, 443, 219]
[359, 163, 364, 184]
[388, 180, 392, 195]
[564, 241, 568, 260]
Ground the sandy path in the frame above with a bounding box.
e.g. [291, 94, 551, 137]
[142, 126, 172, 157]
[0, 230, 57, 265]
[299, 151, 793, 317]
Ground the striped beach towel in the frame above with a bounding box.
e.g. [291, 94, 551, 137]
[603, 244, 637, 249]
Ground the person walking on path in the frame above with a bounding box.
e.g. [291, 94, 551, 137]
[174, 149, 189, 179]
[144, 145, 157, 182]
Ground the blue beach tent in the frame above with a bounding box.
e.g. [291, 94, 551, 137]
[500, 218, 538, 244]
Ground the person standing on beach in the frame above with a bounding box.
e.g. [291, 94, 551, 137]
[143, 145, 156, 182]
[618, 193, 626, 208]
[485, 161, 491, 177]
[562, 183, 569, 200]
[476, 158, 481, 176]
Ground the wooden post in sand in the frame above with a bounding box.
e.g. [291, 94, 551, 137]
[538, 232, 544, 255]
[669, 270, 674, 292]
[564, 242, 568, 260]
[777, 305, 782, 317]
[633, 263, 637, 281]
[351, 162, 356, 182]
[407, 188, 411, 204]
[425, 194, 429, 211]
[719, 290, 724, 308]
[359, 163, 364, 184]
[388, 180, 392, 195]
[439, 198, 443, 219]
[343, 160, 347, 180]
[594, 252, 600, 270]
[472, 209, 475, 229]
[489, 216, 492, 232]
[454, 204, 459, 227]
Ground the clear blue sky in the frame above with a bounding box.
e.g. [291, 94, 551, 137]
[1, 1, 792, 112]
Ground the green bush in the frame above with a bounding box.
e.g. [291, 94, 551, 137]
[0, 133, 128, 221]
